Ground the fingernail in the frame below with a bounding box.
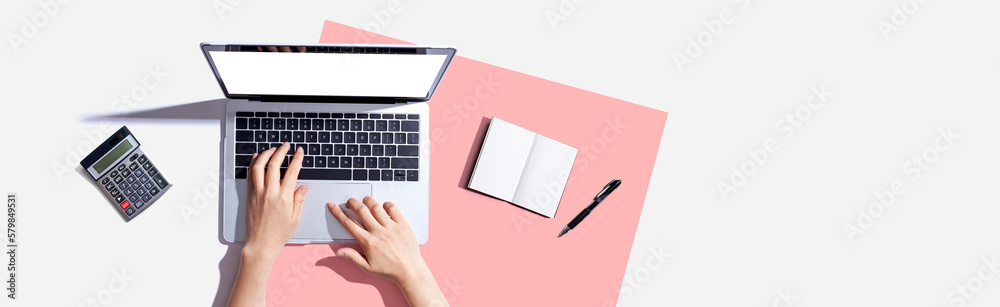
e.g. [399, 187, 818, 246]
[336, 251, 345, 257]
[297, 146, 303, 153]
[282, 142, 289, 146]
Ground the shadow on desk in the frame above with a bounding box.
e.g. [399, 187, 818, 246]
[82, 98, 228, 125]
[315, 244, 407, 305]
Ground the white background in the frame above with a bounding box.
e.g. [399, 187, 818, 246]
[1, 0, 999, 306]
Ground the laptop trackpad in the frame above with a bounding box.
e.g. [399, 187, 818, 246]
[292, 182, 372, 241]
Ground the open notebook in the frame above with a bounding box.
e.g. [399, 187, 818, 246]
[468, 117, 578, 218]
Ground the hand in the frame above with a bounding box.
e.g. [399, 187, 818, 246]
[327, 197, 427, 285]
[228, 143, 307, 307]
[244, 143, 308, 261]
[328, 197, 447, 306]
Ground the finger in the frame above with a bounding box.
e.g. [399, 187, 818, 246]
[336, 247, 371, 272]
[383, 201, 410, 227]
[252, 148, 275, 192]
[266, 143, 290, 190]
[347, 197, 380, 230]
[246, 153, 258, 193]
[281, 146, 304, 194]
[363, 196, 393, 226]
[328, 202, 368, 240]
[292, 185, 307, 221]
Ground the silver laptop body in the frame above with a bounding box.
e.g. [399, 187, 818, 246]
[202, 43, 456, 244]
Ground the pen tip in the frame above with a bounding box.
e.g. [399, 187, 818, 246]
[558, 227, 569, 238]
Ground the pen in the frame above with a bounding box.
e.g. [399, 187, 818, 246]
[558, 179, 622, 238]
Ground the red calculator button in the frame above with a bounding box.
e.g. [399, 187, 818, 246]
[120, 200, 130, 210]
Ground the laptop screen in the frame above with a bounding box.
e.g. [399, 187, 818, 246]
[202, 44, 455, 101]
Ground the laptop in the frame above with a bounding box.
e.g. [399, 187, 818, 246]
[202, 43, 456, 244]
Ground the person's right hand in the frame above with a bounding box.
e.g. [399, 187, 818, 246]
[327, 197, 428, 286]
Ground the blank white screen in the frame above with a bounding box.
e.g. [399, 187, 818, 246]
[209, 51, 447, 98]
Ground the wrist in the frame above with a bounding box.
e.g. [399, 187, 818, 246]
[241, 243, 279, 264]
[393, 260, 434, 289]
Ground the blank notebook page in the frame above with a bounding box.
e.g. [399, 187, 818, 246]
[468, 117, 578, 218]
[468, 118, 535, 202]
[511, 135, 577, 217]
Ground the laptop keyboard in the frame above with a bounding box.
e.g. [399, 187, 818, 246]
[234, 111, 420, 181]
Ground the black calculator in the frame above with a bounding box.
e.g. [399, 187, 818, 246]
[80, 126, 171, 221]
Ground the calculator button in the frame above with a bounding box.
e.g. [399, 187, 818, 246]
[123, 187, 134, 196]
[102, 177, 110, 184]
[126, 175, 136, 183]
[129, 162, 139, 171]
[153, 174, 168, 189]
[109, 188, 120, 197]
[131, 181, 141, 190]
[133, 200, 143, 209]
[141, 193, 152, 202]
[149, 187, 160, 196]
[118, 164, 127, 171]
[129, 154, 139, 162]
[139, 175, 149, 183]
[143, 182, 154, 190]
[147, 167, 158, 177]
[110, 170, 119, 178]
[142, 161, 153, 170]
[134, 169, 144, 177]
[136, 188, 147, 197]
[128, 194, 140, 203]
[138, 155, 148, 164]
[121, 169, 131, 178]
[119, 199, 129, 209]
[125, 207, 135, 216]
[104, 182, 115, 191]
[118, 182, 128, 190]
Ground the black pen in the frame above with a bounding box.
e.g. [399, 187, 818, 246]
[558, 179, 622, 237]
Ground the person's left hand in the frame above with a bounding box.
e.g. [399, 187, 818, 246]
[244, 143, 308, 260]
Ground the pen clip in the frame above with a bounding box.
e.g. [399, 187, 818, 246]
[594, 179, 621, 201]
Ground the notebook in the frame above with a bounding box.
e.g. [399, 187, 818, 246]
[468, 117, 578, 218]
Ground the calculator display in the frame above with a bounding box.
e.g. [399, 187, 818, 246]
[93, 141, 133, 174]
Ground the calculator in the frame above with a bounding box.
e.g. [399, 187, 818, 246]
[80, 126, 172, 221]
